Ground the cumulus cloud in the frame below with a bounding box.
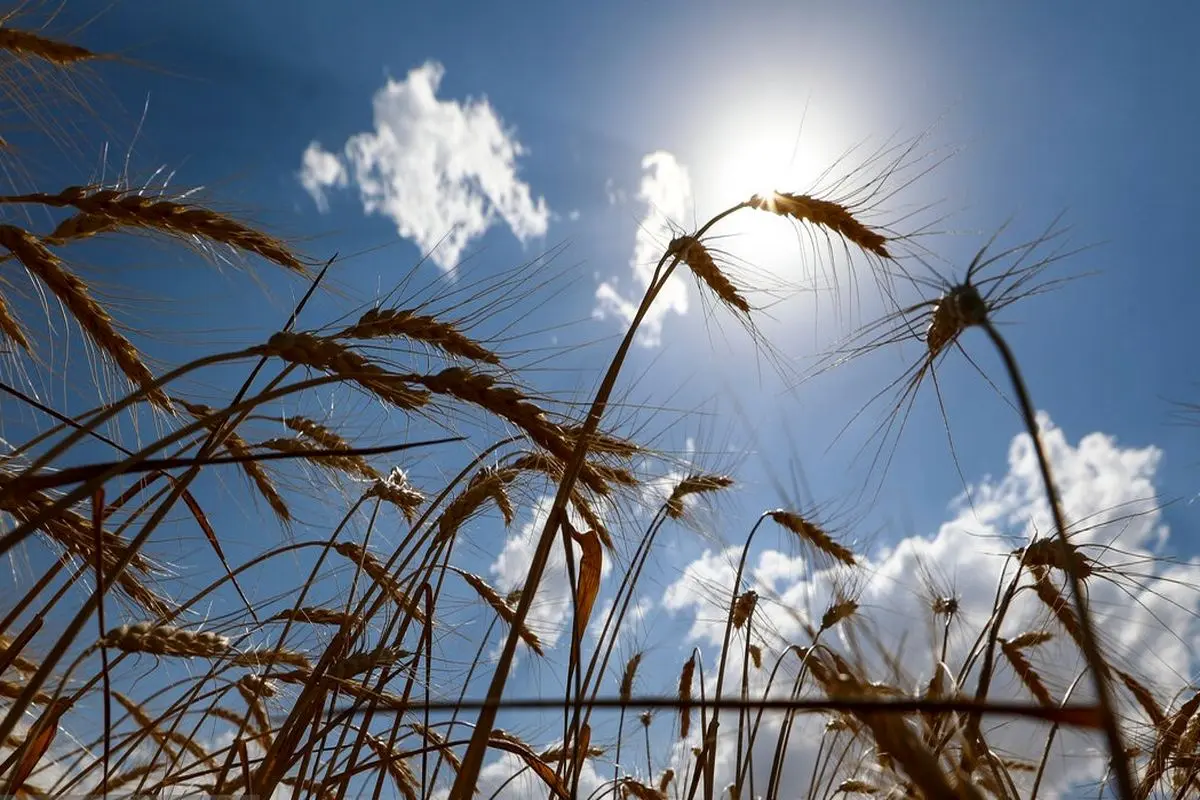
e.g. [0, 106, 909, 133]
[594, 151, 693, 347]
[298, 61, 550, 271]
[661, 416, 1200, 796]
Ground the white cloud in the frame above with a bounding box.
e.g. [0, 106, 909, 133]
[298, 141, 347, 213]
[660, 416, 1200, 796]
[298, 61, 550, 271]
[594, 151, 693, 347]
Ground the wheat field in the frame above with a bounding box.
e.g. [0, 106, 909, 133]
[0, 8, 1198, 800]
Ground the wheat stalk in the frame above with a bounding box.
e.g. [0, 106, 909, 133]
[768, 510, 857, 566]
[748, 192, 890, 258]
[338, 306, 501, 365]
[665, 473, 734, 519]
[0, 29, 97, 65]
[668, 236, 750, 314]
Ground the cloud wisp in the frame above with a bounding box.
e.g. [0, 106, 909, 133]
[299, 61, 550, 272]
[594, 151, 694, 347]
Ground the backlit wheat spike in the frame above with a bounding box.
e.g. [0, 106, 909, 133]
[332, 540, 427, 624]
[925, 283, 988, 359]
[836, 779, 879, 794]
[101, 623, 229, 658]
[0, 635, 38, 674]
[102, 764, 159, 793]
[1138, 691, 1200, 798]
[0, 681, 51, 705]
[679, 654, 696, 739]
[454, 568, 543, 655]
[1006, 630, 1054, 650]
[237, 674, 278, 698]
[329, 645, 412, 680]
[0, 292, 29, 350]
[0, 225, 169, 409]
[768, 510, 857, 566]
[183, 401, 288, 521]
[668, 236, 750, 314]
[748, 644, 762, 669]
[665, 473, 734, 519]
[257, 437, 377, 482]
[0, 29, 98, 65]
[263, 331, 431, 409]
[8, 186, 306, 271]
[748, 192, 890, 258]
[436, 465, 519, 543]
[1019, 537, 1094, 580]
[620, 779, 666, 800]
[731, 590, 757, 629]
[229, 648, 312, 671]
[1031, 575, 1091, 659]
[538, 743, 604, 763]
[112, 692, 208, 763]
[367, 466, 425, 521]
[339, 306, 501, 365]
[286, 415, 383, 479]
[1117, 669, 1166, 728]
[658, 769, 675, 794]
[820, 600, 858, 631]
[410, 722, 461, 772]
[1000, 639, 1054, 707]
[269, 607, 360, 627]
[365, 735, 420, 800]
[619, 652, 643, 702]
[562, 424, 641, 458]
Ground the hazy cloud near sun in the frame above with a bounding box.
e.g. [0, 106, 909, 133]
[297, 61, 550, 271]
[594, 151, 694, 347]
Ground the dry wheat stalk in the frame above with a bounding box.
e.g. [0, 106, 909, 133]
[665, 473, 734, 519]
[1030, 575, 1092, 661]
[183, 401, 289, 522]
[367, 467, 425, 522]
[836, 779, 879, 794]
[679, 654, 696, 739]
[332, 540, 427, 624]
[668, 236, 750, 314]
[562, 425, 641, 458]
[8, 186, 305, 271]
[269, 606, 360, 627]
[237, 674, 278, 698]
[0, 29, 97, 65]
[538, 743, 604, 763]
[769, 510, 857, 566]
[1006, 630, 1054, 650]
[748, 192, 890, 258]
[453, 568, 543, 655]
[0, 225, 169, 409]
[338, 306, 501, 365]
[619, 652, 643, 702]
[731, 590, 757, 630]
[262, 332, 430, 409]
[931, 596, 959, 617]
[102, 624, 229, 658]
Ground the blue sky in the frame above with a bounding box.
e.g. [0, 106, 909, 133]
[9, 1, 1200, 796]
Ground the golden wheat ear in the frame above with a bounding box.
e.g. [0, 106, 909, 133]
[0, 225, 170, 409]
